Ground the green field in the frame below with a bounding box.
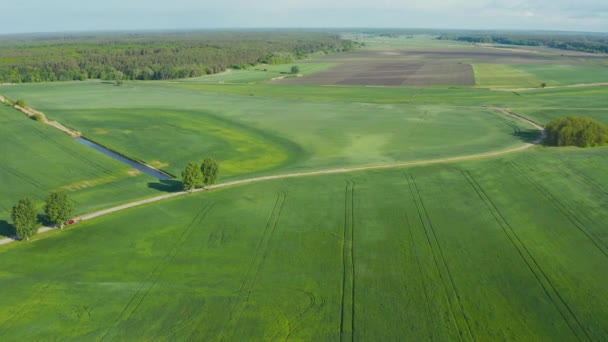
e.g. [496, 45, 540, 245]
[474, 64, 608, 88]
[0, 104, 162, 234]
[0, 148, 606, 340]
[0, 82, 539, 180]
[0, 34, 607, 340]
[181, 63, 335, 84]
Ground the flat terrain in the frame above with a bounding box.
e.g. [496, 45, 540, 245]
[0, 34, 606, 341]
[275, 36, 608, 88]
[0, 82, 538, 180]
[0, 148, 606, 340]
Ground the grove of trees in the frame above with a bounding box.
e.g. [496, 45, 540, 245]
[182, 159, 220, 191]
[545, 117, 608, 147]
[9, 192, 75, 240]
[0, 31, 355, 83]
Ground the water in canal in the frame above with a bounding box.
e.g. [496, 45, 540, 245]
[75, 137, 173, 180]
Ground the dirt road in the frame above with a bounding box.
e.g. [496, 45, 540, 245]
[0, 108, 545, 246]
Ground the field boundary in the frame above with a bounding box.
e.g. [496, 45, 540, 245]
[0, 95, 81, 137]
[0, 108, 545, 247]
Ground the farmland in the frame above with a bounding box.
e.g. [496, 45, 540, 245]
[275, 35, 608, 88]
[0, 33, 607, 341]
[0, 104, 160, 234]
[0, 82, 539, 180]
[0, 148, 607, 340]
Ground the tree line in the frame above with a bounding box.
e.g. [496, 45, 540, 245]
[0, 31, 356, 83]
[438, 33, 608, 54]
[545, 117, 608, 147]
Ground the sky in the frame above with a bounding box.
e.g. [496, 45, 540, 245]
[1, 0, 606, 34]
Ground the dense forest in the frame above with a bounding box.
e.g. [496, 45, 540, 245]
[0, 31, 356, 83]
[437, 32, 608, 54]
[545, 117, 608, 147]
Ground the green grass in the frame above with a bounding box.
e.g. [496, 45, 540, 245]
[0, 104, 163, 232]
[475, 64, 608, 88]
[517, 64, 608, 86]
[0, 82, 538, 180]
[181, 63, 335, 84]
[474, 64, 548, 88]
[0, 35, 607, 341]
[0, 147, 606, 340]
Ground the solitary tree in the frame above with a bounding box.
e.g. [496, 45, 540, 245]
[11, 198, 38, 241]
[44, 192, 74, 229]
[541, 82, 547, 88]
[115, 71, 124, 86]
[201, 158, 219, 186]
[182, 162, 203, 191]
[290, 65, 300, 74]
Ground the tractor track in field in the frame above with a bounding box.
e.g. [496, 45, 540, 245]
[402, 203, 435, 338]
[510, 162, 608, 259]
[339, 181, 356, 342]
[0, 107, 544, 246]
[267, 288, 319, 341]
[557, 161, 608, 197]
[407, 174, 475, 342]
[99, 201, 214, 341]
[218, 192, 286, 341]
[462, 170, 591, 341]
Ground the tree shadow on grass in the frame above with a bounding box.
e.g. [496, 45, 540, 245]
[0, 220, 15, 238]
[513, 128, 543, 144]
[37, 214, 53, 227]
[148, 179, 183, 193]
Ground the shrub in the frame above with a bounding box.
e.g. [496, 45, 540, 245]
[32, 114, 45, 122]
[16, 99, 26, 107]
[545, 116, 608, 147]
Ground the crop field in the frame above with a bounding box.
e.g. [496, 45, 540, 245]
[0, 148, 607, 340]
[0, 33, 607, 341]
[0, 104, 160, 232]
[275, 36, 608, 87]
[0, 82, 538, 180]
[276, 60, 475, 86]
[182, 63, 335, 84]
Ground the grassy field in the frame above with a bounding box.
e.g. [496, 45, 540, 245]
[0, 147, 606, 340]
[0, 82, 539, 180]
[0, 34, 606, 341]
[182, 63, 335, 84]
[0, 104, 162, 234]
[474, 64, 608, 88]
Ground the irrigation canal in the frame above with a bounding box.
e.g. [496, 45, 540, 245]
[75, 137, 173, 180]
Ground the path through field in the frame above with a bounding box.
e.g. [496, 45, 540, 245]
[0, 108, 545, 246]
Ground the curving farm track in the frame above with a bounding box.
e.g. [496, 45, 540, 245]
[0, 108, 545, 246]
